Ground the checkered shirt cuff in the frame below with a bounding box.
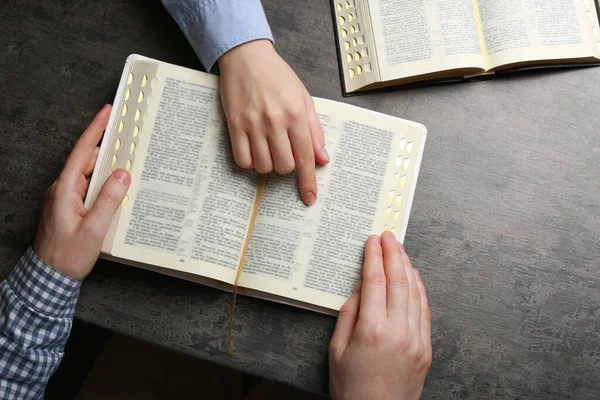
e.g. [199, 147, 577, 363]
[6, 247, 81, 317]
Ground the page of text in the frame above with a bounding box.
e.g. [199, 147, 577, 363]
[112, 63, 257, 284]
[238, 99, 425, 310]
[370, 0, 486, 81]
[478, 0, 598, 68]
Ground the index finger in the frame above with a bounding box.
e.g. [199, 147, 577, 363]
[381, 231, 409, 321]
[401, 245, 422, 336]
[357, 235, 387, 328]
[62, 105, 112, 182]
[415, 270, 431, 358]
[288, 117, 317, 205]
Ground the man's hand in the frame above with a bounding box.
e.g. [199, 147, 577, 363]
[218, 39, 329, 205]
[329, 232, 432, 400]
[34, 105, 131, 280]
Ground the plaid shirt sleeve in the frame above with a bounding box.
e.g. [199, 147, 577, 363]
[0, 247, 81, 400]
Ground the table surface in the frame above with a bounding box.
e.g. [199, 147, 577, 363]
[2, 1, 600, 398]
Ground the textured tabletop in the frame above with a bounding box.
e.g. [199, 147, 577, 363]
[1, 1, 600, 398]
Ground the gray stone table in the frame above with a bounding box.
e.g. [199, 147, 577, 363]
[1, 1, 599, 398]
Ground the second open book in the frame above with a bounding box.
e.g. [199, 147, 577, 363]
[85, 55, 427, 313]
[333, 0, 600, 94]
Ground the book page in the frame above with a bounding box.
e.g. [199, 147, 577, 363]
[369, 0, 486, 81]
[237, 99, 426, 311]
[110, 61, 258, 285]
[479, 0, 600, 69]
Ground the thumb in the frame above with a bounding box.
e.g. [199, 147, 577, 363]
[304, 91, 330, 165]
[84, 169, 131, 240]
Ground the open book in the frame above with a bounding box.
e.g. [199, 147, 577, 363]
[85, 55, 427, 314]
[333, 0, 600, 95]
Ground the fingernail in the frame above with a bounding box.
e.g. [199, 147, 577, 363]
[354, 280, 362, 294]
[113, 170, 130, 185]
[414, 269, 421, 281]
[372, 235, 381, 246]
[304, 191, 316, 205]
[322, 145, 330, 163]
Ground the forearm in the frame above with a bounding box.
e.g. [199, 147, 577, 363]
[0, 247, 80, 399]
[161, 0, 273, 70]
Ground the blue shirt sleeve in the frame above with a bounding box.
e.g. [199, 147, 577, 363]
[0, 247, 81, 399]
[161, 0, 274, 71]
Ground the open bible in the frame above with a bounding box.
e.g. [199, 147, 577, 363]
[332, 0, 600, 95]
[85, 55, 427, 313]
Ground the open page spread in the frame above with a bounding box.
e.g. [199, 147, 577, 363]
[479, 0, 600, 69]
[369, 0, 485, 81]
[238, 99, 426, 310]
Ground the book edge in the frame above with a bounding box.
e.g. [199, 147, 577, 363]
[398, 123, 427, 243]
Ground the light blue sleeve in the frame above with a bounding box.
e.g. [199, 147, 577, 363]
[162, 0, 274, 71]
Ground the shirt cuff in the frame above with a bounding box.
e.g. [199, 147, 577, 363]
[6, 247, 81, 318]
[162, 0, 274, 71]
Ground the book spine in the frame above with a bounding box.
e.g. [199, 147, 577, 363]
[332, 0, 376, 93]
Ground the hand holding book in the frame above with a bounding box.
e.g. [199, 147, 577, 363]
[15, 106, 430, 398]
[33, 105, 131, 281]
[329, 232, 431, 400]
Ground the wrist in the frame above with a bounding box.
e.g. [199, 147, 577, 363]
[33, 240, 89, 281]
[218, 39, 275, 71]
[7, 247, 81, 317]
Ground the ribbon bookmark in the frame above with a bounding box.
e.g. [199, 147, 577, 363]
[227, 174, 268, 354]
